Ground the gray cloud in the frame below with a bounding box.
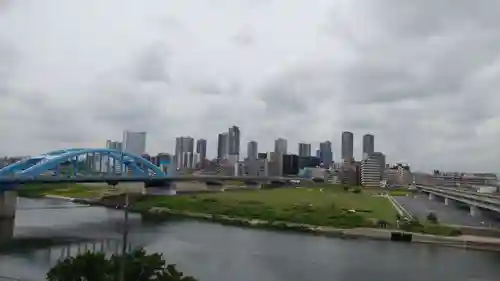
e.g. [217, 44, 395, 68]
[0, 0, 499, 172]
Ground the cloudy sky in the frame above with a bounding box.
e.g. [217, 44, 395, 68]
[0, 0, 499, 172]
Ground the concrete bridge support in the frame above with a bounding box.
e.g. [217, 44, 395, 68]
[0, 191, 17, 245]
[428, 193, 435, 201]
[444, 197, 451, 206]
[0, 191, 17, 220]
[470, 205, 483, 217]
[0, 218, 14, 246]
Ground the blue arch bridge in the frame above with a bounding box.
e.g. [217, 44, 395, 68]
[0, 147, 294, 231]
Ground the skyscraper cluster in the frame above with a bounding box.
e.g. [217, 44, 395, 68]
[103, 127, 389, 187]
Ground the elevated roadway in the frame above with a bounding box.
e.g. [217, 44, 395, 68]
[416, 185, 500, 216]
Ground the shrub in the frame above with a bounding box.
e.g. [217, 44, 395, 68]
[427, 212, 438, 224]
[352, 188, 362, 194]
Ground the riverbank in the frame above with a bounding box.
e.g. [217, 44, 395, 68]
[38, 192, 500, 253]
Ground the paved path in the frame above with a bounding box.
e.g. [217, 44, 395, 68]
[393, 195, 500, 228]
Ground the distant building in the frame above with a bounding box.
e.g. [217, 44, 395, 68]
[106, 140, 122, 151]
[122, 131, 146, 155]
[217, 132, 229, 161]
[228, 125, 241, 159]
[361, 152, 386, 187]
[175, 136, 194, 169]
[196, 139, 207, 167]
[340, 161, 359, 186]
[319, 141, 333, 168]
[362, 134, 374, 160]
[299, 156, 321, 169]
[282, 154, 299, 176]
[105, 140, 123, 173]
[274, 138, 288, 155]
[247, 141, 258, 160]
[244, 158, 269, 177]
[257, 152, 267, 160]
[298, 143, 311, 157]
[341, 131, 354, 162]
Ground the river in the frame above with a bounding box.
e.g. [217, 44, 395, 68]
[1, 198, 500, 281]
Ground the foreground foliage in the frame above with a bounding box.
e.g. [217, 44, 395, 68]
[46, 248, 197, 281]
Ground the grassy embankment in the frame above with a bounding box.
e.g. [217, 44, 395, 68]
[18, 183, 109, 199]
[18, 183, 459, 236]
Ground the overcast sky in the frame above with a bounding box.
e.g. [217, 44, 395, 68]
[0, 0, 499, 172]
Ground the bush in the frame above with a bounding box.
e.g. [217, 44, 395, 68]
[352, 188, 362, 194]
[46, 248, 197, 281]
[427, 212, 438, 224]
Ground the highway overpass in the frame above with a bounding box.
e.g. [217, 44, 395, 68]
[416, 185, 500, 217]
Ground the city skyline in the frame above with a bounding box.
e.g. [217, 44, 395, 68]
[1, 0, 499, 173]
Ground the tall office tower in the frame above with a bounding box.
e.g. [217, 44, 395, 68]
[196, 139, 207, 165]
[228, 125, 240, 157]
[319, 141, 333, 168]
[341, 131, 354, 162]
[217, 132, 229, 161]
[274, 138, 288, 155]
[175, 136, 194, 169]
[298, 143, 311, 157]
[362, 134, 375, 160]
[247, 141, 258, 160]
[122, 131, 146, 155]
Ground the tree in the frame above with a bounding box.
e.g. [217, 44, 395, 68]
[46, 248, 197, 281]
[427, 212, 438, 224]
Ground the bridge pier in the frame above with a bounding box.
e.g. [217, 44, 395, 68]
[444, 197, 450, 206]
[0, 191, 17, 220]
[470, 205, 483, 217]
[428, 193, 436, 201]
[0, 218, 14, 246]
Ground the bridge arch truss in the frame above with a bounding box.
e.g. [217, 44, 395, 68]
[0, 148, 166, 177]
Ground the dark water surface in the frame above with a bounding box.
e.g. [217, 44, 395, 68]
[1, 198, 500, 281]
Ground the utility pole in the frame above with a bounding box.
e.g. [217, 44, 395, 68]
[119, 188, 129, 281]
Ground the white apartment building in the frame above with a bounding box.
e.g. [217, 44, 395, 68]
[361, 152, 386, 187]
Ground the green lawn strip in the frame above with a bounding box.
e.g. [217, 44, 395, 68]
[18, 183, 105, 199]
[134, 188, 398, 228]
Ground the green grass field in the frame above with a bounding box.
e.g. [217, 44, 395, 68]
[135, 185, 398, 228]
[18, 183, 107, 199]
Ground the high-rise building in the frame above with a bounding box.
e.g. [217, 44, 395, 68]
[105, 140, 123, 174]
[106, 140, 122, 151]
[361, 152, 386, 187]
[196, 139, 207, 166]
[274, 138, 287, 155]
[122, 131, 146, 155]
[217, 132, 229, 161]
[362, 134, 375, 160]
[282, 154, 299, 175]
[298, 143, 311, 157]
[175, 136, 194, 169]
[341, 131, 354, 162]
[319, 141, 333, 168]
[247, 141, 258, 160]
[228, 125, 240, 157]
